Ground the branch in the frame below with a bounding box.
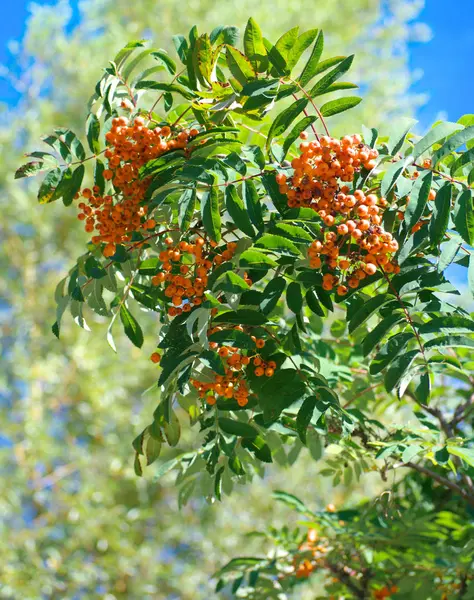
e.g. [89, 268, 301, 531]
[325, 562, 367, 599]
[405, 461, 474, 508]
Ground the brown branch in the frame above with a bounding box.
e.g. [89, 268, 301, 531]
[380, 268, 429, 368]
[405, 461, 474, 508]
[292, 92, 319, 141]
[325, 562, 367, 599]
[290, 78, 330, 136]
[413, 162, 472, 190]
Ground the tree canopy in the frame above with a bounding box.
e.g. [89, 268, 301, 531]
[5, 4, 474, 600]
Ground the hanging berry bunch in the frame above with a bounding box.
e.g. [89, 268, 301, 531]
[151, 237, 242, 317]
[77, 116, 199, 257]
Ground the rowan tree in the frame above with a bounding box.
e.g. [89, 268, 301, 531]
[16, 18, 474, 599]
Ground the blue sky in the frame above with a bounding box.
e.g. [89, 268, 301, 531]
[0, 1, 473, 126]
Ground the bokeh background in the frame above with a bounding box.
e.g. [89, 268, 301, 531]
[0, 1, 472, 598]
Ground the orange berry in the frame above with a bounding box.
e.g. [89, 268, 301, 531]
[103, 243, 116, 257]
[264, 367, 274, 377]
[256, 339, 265, 349]
[150, 352, 161, 363]
[337, 285, 348, 296]
[364, 263, 377, 276]
[255, 366, 264, 377]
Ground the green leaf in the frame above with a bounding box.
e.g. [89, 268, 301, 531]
[199, 350, 225, 375]
[424, 335, 474, 351]
[15, 161, 51, 179]
[151, 50, 177, 75]
[362, 314, 405, 357]
[453, 190, 474, 246]
[37, 168, 62, 204]
[239, 249, 277, 270]
[370, 333, 415, 375]
[194, 34, 214, 86]
[255, 234, 299, 256]
[55, 167, 82, 206]
[272, 490, 310, 514]
[317, 81, 359, 96]
[114, 39, 146, 67]
[173, 34, 188, 63]
[438, 237, 461, 272]
[306, 289, 324, 316]
[412, 122, 463, 160]
[178, 186, 196, 231]
[146, 435, 162, 466]
[380, 156, 413, 198]
[213, 309, 267, 326]
[414, 372, 431, 404]
[226, 46, 256, 86]
[319, 96, 362, 117]
[208, 329, 254, 349]
[447, 445, 474, 467]
[432, 125, 474, 166]
[429, 183, 452, 246]
[243, 180, 264, 231]
[266, 98, 308, 158]
[298, 30, 324, 88]
[272, 223, 313, 243]
[216, 272, 250, 294]
[201, 184, 221, 242]
[349, 294, 392, 334]
[282, 116, 317, 158]
[274, 26, 299, 65]
[309, 55, 354, 97]
[386, 118, 417, 155]
[135, 80, 194, 100]
[450, 147, 474, 176]
[243, 18, 268, 73]
[260, 277, 286, 314]
[419, 316, 474, 335]
[241, 435, 272, 462]
[225, 184, 255, 237]
[286, 282, 303, 314]
[85, 256, 107, 279]
[218, 417, 259, 438]
[287, 29, 319, 71]
[384, 350, 419, 393]
[119, 305, 144, 348]
[296, 396, 316, 444]
[86, 113, 100, 154]
[261, 172, 289, 215]
[405, 171, 433, 231]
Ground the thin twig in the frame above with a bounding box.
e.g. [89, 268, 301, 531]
[404, 461, 474, 508]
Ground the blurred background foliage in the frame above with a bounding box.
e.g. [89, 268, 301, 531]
[0, 1, 432, 598]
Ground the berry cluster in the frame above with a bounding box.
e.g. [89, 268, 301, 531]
[191, 329, 274, 407]
[373, 586, 399, 599]
[294, 529, 329, 579]
[307, 196, 400, 295]
[276, 134, 378, 210]
[276, 134, 400, 294]
[151, 237, 243, 317]
[77, 116, 198, 257]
